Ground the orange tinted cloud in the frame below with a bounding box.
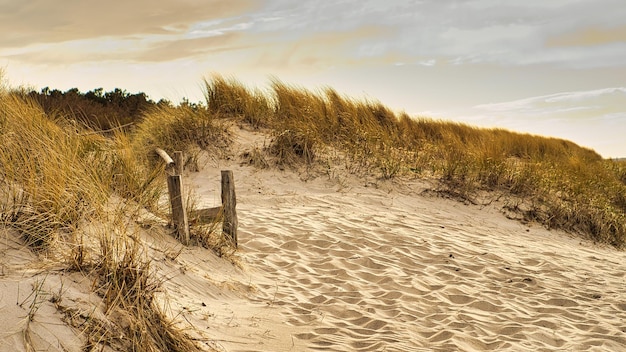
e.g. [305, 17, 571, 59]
[3, 32, 250, 65]
[247, 25, 398, 70]
[0, 0, 258, 47]
[134, 32, 249, 62]
[547, 25, 626, 47]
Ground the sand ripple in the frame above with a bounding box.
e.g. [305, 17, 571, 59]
[186, 161, 626, 351]
[234, 184, 626, 351]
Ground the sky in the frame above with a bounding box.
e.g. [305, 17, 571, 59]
[1, 0, 625, 158]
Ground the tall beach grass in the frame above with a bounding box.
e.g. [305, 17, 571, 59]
[0, 85, 205, 351]
[203, 75, 626, 248]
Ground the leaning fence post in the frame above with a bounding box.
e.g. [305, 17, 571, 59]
[167, 174, 190, 245]
[156, 148, 190, 245]
[221, 170, 238, 247]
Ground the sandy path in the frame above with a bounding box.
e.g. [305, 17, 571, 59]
[2, 125, 623, 352]
[186, 158, 626, 352]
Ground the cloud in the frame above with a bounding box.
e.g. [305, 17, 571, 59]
[475, 87, 626, 112]
[3, 0, 626, 70]
[0, 0, 258, 47]
[473, 87, 626, 133]
[547, 25, 626, 47]
[248, 0, 626, 69]
[245, 25, 397, 70]
[1, 34, 246, 65]
[0, 0, 262, 65]
[444, 86, 626, 157]
[543, 87, 626, 102]
[134, 33, 250, 62]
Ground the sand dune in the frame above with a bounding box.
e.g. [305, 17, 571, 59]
[183, 155, 626, 351]
[1, 125, 625, 351]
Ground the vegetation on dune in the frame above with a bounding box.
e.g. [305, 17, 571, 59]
[133, 102, 231, 171]
[0, 76, 212, 351]
[203, 75, 626, 248]
[0, 68, 624, 350]
[0, 93, 110, 249]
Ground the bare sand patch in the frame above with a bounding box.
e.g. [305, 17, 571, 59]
[179, 139, 626, 351]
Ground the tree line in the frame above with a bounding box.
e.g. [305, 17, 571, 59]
[26, 87, 179, 131]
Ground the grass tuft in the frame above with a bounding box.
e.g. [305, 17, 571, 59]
[0, 94, 110, 249]
[133, 103, 231, 170]
[95, 231, 201, 352]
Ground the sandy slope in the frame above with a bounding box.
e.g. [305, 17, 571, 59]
[178, 126, 626, 351]
[0, 229, 86, 352]
[1, 125, 625, 352]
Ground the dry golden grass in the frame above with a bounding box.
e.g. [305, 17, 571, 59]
[133, 103, 231, 170]
[204, 75, 272, 128]
[0, 88, 206, 351]
[95, 230, 201, 352]
[203, 75, 626, 248]
[0, 93, 109, 249]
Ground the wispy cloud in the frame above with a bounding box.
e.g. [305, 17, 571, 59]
[475, 87, 626, 115]
[244, 25, 396, 70]
[247, 0, 626, 69]
[466, 87, 626, 157]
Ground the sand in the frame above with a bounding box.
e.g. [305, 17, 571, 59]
[178, 127, 626, 351]
[1, 125, 625, 351]
[0, 229, 86, 352]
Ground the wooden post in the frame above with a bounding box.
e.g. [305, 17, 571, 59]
[173, 151, 184, 176]
[167, 175, 190, 245]
[155, 148, 190, 245]
[221, 170, 238, 247]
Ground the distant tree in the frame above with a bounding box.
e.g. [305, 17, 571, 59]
[85, 88, 106, 104]
[24, 86, 158, 132]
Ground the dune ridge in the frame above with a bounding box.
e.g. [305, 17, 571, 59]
[1, 124, 624, 352]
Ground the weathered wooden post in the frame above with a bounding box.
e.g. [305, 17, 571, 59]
[173, 151, 184, 176]
[221, 170, 238, 247]
[156, 148, 190, 245]
[167, 175, 190, 245]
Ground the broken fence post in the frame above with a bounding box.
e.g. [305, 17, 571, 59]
[221, 170, 238, 248]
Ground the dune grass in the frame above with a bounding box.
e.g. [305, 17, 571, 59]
[0, 93, 109, 249]
[95, 229, 201, 352]
[0, 87, 205, 351]
[132, 103, 231, 171]
[203, 75, 626, 248]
